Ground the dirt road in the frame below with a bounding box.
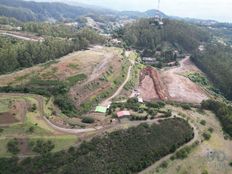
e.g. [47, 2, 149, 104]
[1, 32, 42, 42]
[139, 56, 208, 104]
[139, 114, 199, 174]
[84, 48, 115, 85]
[101, 60, 134, 107]
[161, 56, 208, 103]
[1, 93, 199, 168]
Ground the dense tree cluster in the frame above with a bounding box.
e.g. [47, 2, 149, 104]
[0, 37, 72, 74]
[0, 28, 105, 75]
[22, 22, 79, 37]
[30, 140, 55, 155]
[191, 44, 232, 99]
[201, 99, 232, 137]
[7, 139, 20, 155]
[0, 118, 193, 174]
[116, 19, 210, 55]
[81, 116, 95, 124]
[0, 16, 21, 26]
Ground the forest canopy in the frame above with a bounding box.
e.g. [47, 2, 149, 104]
[0, 118, 194, 174]
[0, 28, 105, 75]
[201, 99, 232, 137]
[191, 43, 232, 100]
[117, 18, 210, 54]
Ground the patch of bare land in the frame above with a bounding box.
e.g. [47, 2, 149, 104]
[138, 57, 208, 104]
[0, 93, 69, 135]
[69, 46, 124, 107]
[0, 112, 18, 125]
[0, 46, 121, 86]
[0, 99, 27, 126]
[0, 30, 44, 42]
[139, 67, 169, 101]
[139, 75, 159, 100]
[0, 46, 127, 128]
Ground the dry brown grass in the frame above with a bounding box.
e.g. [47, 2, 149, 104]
[0, 46, 122, 86]
[147, 105, 232, 174]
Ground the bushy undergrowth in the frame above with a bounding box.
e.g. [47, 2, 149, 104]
[0, 118, 193, 174]
[201, 99, 232, 137]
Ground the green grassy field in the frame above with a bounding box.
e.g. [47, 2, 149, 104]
[0, 94, 78, 157]
[0, 138, 11, 157]
[0, 99, 10, 113]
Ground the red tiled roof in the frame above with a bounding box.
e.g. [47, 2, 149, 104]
[117, 111, 131, 118]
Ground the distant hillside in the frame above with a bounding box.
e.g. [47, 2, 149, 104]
[0, 0, 104, 21]
[0, 4, 36, 21]
[0, 0, 166, 22]
[144, 9, 166, 18]
[119, 10, 166, 18]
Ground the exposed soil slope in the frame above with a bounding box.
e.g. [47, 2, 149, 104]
[139, 57, 208, 103]
[139, 67, 169, 101]
[68, 46, 124, 107]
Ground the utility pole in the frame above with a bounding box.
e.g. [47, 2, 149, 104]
[157, 0, 160, 11]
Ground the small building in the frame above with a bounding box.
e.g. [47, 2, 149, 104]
[138, 97, 143, 103]
[95, 106, 107, 113]
[142, 57, 157, 65]
[117, 111, 131, 118]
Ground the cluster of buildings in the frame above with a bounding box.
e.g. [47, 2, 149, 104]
[95, 93, 143, 119]
[95, 105, 132, 119]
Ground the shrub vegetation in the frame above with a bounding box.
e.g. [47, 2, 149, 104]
[81, 117, 95, 124]
[201, 99, 232, 137]
[0, 118, 194, 174]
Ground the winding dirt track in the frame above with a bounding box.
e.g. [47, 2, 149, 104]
[44, 60, 135, 133]
[139, 114, 199, 174]
[0, 93, 199, 170]
[0, 53, 134, 134]
[0, 56, 200, 166]
[1, 32, 40, 42]
[139, 57, 209, 103]
[161, 57, 208, 103]
[43, 116, 103, 134]
[101, 60, 134, 107]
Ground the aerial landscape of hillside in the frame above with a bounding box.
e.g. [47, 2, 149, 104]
[0, 0, 232, 174]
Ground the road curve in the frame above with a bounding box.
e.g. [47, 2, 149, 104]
[101, 60, 134, 107]
[139, 116, 199, 174]
[43, 116, 103, 134]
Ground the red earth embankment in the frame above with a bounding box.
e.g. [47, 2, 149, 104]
[138, 57, 209, 104]
[139, 67, 169, 101]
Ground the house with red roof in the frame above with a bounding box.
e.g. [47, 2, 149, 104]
[117, 111, 131, 118]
